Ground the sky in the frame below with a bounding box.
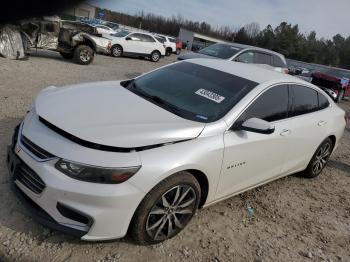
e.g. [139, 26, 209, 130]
[88, 0, 350, 39]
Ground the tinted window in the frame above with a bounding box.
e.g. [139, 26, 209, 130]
[111, 31, 129, 37]
[291, 85, 318, 116]
[237, 85, 289, 123]
[272, 55, 286, 67]
[128, 33, 142, 41]
[255, 52, 272, 65]
[198, 43, 242, 59]
[318, 93, 330, 110]
[155, 36, 166, 43]
[141, 34, 156, 42]
[236, 51, 254, 63]
[127, 62, 258, 123]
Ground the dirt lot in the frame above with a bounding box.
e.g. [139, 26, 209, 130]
[0, 51, 349, 262]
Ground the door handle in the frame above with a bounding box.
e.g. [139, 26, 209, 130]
[318, 121, 327, 126]
[280, 129, 291, 136]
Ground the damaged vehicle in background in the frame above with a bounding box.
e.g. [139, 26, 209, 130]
[20, 17, 111, 65]
[311, 69, 350, 102]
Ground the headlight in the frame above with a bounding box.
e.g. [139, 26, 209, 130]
[55, 159, 140, 184]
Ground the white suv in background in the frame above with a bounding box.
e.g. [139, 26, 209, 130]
[155, 35, 176, 56]
[110, 32, 166, 62]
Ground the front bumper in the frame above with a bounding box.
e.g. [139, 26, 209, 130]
[7, 124, 145, 241]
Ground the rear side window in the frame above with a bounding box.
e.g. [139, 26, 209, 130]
[141, 34, 156, 42]
[290, 85, 318, 116]
[168, 38, 176, 43]
[318, 93, 330, 110]
[238, 85, 289, 123]
[254, 52, 272, 65]
[272, 55, 286, 67]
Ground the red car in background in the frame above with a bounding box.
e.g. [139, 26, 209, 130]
[311, 69, 350, 102]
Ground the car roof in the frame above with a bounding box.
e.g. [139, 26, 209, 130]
[185, 58, 305, 85]
[214, 42, 285, 59]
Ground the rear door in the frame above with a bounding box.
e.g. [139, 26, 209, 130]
[280, 85, 330, 174]
[217, 84, 291, 199]
[139, 34, 157, 54]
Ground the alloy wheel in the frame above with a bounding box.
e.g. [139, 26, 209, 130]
[80, 50, 91, 62]
[113, 46, 121, 56]
[152, 52, 160, 61]
[312, 142, 331, 175]
[146, 185, 197, 241]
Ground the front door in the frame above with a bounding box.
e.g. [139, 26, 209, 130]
[216, 84, 291, 199]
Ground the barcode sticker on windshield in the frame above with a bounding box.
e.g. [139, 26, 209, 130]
[195, 89, 225, 103]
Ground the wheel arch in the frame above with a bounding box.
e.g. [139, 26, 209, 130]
[185, 169, 209, 208]
[328, 135, 336, 151]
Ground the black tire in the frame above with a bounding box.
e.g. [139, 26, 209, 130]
[59, 52, 74, 59]
[165, 48, 172, 57]
[111, 44, 123, 57]
[129, 171, 201, 245]
[73, 45, 94, 65]
[302, 137, 333, 178]
[336, 89, 345, 103]
[176, 48, 181, 55]
[150, 51, 161, 62]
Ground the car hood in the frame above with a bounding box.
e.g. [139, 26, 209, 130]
[177, 52, 218, 61]
[35, 81, 205, 149]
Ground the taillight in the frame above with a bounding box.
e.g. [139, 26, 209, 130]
[283, 68, 289, 74]
[163, 44, 166, 49]
[107, 41, 112, 50]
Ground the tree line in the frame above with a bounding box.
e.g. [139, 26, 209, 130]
[96, 7, 350, 70]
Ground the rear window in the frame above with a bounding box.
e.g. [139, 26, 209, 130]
[272, 55, 286, 67]
[128, 62, 258, 122]
[198, 43, 242, 59]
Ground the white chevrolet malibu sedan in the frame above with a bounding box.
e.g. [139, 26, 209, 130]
[7, 59, 347, 244]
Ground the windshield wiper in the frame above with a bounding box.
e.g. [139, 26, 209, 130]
[129, 81, 181, 113]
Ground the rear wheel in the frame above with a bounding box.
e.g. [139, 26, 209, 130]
[111, 44, 123, 57]
[150, 51, 161, 62]
[302, 138, 333, 178]
[130, 172, 201, 245]
[165, 48, 172, 57]
[73, 45, 94, 65]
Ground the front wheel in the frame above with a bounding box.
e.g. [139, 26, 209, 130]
[130, 172, 201, 245]
[302, 138, 333, 178]
[111, 45, 123, 57]
[150, 51, 161, 62]
[176, 48, 181, 55]
[73, 45, 94, 65]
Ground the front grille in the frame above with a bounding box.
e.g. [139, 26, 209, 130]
[15, 162, 46, 194]
[20, 135, 55, 160]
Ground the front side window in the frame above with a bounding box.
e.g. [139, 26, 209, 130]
[111, 31, 129, 37]
[236, 85, 289, 124]
[125, 62, 258, 122]
[254, 52, 272, 65]
[198, 43, 242, 59]
[290, 85, 318, 116]
[236, 51, 254, 63]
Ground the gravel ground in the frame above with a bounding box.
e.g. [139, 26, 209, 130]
[0, 51, 349, 262]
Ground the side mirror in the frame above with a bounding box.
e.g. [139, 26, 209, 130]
[240, 118, 275, 134]
[125, 36, 131, 40]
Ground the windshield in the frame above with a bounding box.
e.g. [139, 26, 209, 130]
[111, 31, 129, 37]
[126, 62, 257, 122]
[198, 43, 242, 59]
[323, 69, 350, 79]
